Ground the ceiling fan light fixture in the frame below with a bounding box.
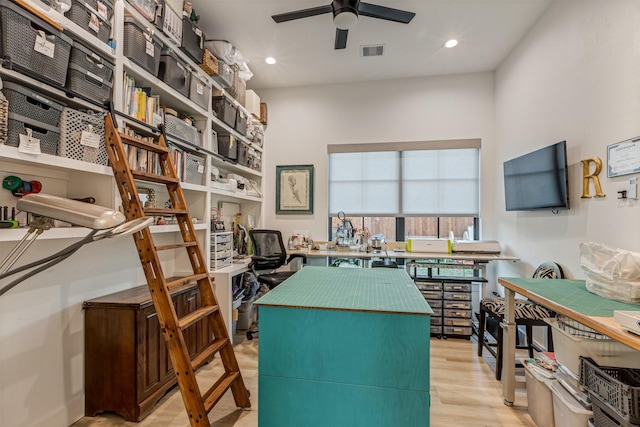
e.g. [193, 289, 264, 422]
[333, 9, 358, 30]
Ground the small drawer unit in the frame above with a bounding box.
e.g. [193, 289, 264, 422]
[414, 279, 443, 337]
[211, 232, 233, 270]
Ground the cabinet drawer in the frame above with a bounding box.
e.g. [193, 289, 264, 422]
[443, 308, 472, 318]
[444, 300, 472, 310]
[430, 316, 442, 325]
[415, 281, 442, 291]
[443, 282, 472, 292]
[421, 290, 442, 300]
[431, 325, 443, 335]
[444, 291, 471, 301]
[430, 308, 442, 317]
[443, 317, 472, 327]
[443, 326, 472, 336]
[425, 298, 442, 308]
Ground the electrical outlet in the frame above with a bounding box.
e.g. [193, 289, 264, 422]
[630, 177, 638, 199]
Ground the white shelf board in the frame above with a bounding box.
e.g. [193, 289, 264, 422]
[210, 188, 262, 202]
[211, 157, 263, 178]
[0, 144, 113, 177]
[0, 226, 94, 242]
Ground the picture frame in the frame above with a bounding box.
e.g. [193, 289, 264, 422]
[276, 164, 314, 214]
[607, 137, 640, 178]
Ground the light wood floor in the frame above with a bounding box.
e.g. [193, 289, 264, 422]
[72, 334, 535, 427]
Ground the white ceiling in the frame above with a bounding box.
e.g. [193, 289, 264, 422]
[189, 1, 553, 90]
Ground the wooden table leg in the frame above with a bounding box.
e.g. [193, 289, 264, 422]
[502, 288, 516, 406]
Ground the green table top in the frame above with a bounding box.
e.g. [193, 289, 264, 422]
[255, 266, 433, 315]
[500, 278, 640, 317]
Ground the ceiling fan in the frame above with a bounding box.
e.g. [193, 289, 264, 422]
[272, 0, 416, 50]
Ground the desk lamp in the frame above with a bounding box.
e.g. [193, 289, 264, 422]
[0, 193, 153, 296]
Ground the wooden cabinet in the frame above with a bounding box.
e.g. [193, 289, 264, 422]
[83, 282, 214, 421]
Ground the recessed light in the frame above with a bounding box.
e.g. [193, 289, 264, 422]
[445, 39, 458, 48]
[265, 57, 276, 65]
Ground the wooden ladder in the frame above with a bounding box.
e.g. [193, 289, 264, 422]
[103, 113, 251, 426]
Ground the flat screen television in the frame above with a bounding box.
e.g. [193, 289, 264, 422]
[503, 140, 569, 211]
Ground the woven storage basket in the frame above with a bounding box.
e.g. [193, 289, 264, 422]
[0, 0, 72, 87]
[199, 49, 219, 76]
[2, 82, 64, 127]
[58, 108, 107, 165]
[0, 98, 7, 144]
[164, 114, 200, 146]
[67, 0, 112, 43]
[123, 17, 162, 76]
[6, 113, 59, 155]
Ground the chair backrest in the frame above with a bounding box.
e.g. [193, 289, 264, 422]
[249, 229, 287, 271]
[532, 262, 564, 279]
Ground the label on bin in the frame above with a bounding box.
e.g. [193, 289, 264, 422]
[34, 31, 55, 58]
[145, 40, 155, 57]
[81, 130, 101, 149]
[196, 83, 204, 95]
[19, 129, 41, 155]
[89, 13, 100, 33]
[198, 163, 204, 174]
[96, 1, 108, 20]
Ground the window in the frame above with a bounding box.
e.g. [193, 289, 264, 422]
[328, 140, 480, 242]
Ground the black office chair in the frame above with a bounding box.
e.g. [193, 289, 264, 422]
[245, 229, 299, 340]
[477, 261, 563, 380]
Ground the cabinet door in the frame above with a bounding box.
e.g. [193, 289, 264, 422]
[138, 305, 172, 402]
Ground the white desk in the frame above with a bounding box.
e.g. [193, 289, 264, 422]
[210, 259, 251, 337]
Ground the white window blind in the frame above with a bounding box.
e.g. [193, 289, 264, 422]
[402, 149, 479, 216]
[329, 151, 399, 215]
[329, 145, 479, 216]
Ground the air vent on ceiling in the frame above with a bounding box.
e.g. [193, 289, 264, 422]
[361, 44, 385, 57]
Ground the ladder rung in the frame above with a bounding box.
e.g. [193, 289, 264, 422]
[179, 305, 219, 330]
[192, 337, 230, 371]
[166, 273, 209, 292]
[155, 241, 198, 251]
[131, 170, 180, 185]
[119, 132, 169, 154]
[144, 207, 189, 216]
[202, 371, 241, 414]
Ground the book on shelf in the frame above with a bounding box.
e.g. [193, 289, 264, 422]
[123, 72, 161, 124]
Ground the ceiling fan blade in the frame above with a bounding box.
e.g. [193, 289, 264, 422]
[357, 2, 415, 24]
[335, 28, 348, 49]
[272, 5, 333, 23]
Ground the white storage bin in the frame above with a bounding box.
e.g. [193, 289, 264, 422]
[549, 381, 592, 427]
[524, 361, 555, 427]
[546, 318, 640, 376]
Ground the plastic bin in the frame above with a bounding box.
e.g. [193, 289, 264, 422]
[2, 82, 64, 127]
[158, 48, 190, 98]
[212, 96, 237, 127]
[6, 113, 59, 155]
[66, 63, 113, 104]
[524, 361, 556, 427]
[235, 109, 248, 136]
[546, 318, 640, 376]
[549, 381, 592, 427]
[163, 113, 200, 146]
[0, 0, 72, 87]
[189, 72, 211, 111]
[67, 0, 112, 43]
[590, 392, 638, 427]
[123, 17, 162, 76]
[180, 17, 203, 63]
[58, 108, 107, 165]
[579, 356, 640, 424]
[236, 141, 248, 166]
[217, 134, 237, 160]
[212, 61, 234, 88]
[68, 41, 114, 83]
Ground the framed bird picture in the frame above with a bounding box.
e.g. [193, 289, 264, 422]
[276, 164, 314, 214]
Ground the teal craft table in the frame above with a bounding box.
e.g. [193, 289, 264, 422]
[255, 266, 433, 427]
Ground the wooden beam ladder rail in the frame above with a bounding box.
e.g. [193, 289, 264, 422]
[104, 114, 251, 426]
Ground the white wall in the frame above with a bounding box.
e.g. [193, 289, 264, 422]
[494, 0, 640, 284]
[259, 72, 497, 240]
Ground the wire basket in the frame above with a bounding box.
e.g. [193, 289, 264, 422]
[164, 114, 200, 146]
[58, 108, 107, 165]
[557, 315, 609, 340]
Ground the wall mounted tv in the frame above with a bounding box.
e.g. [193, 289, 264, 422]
[503, 140, 569, 211]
